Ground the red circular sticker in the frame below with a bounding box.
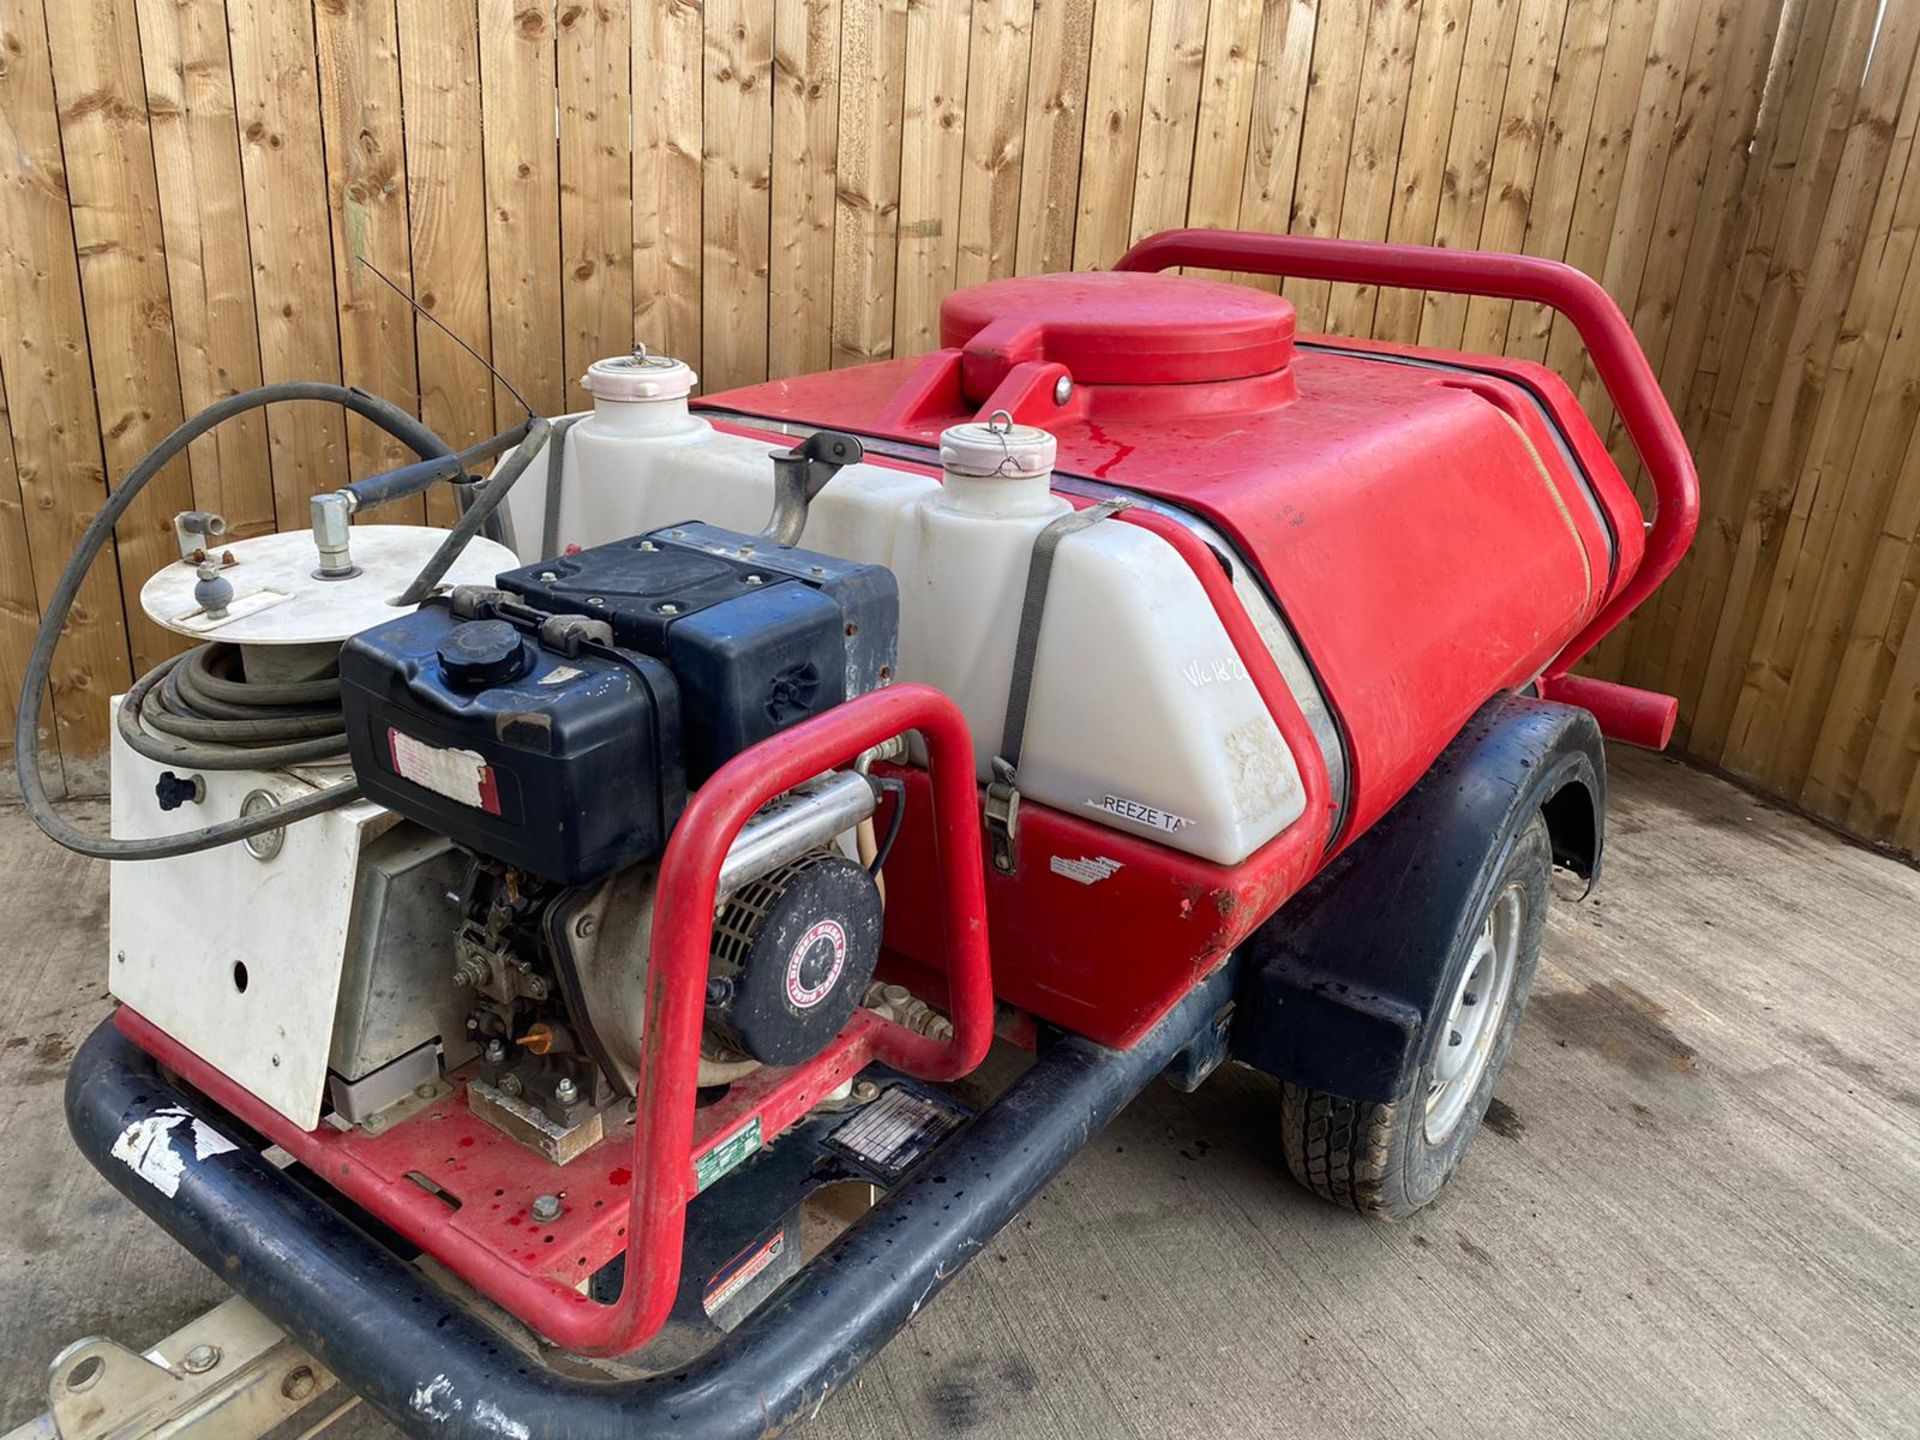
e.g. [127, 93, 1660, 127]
[786, 918, 848, 1010]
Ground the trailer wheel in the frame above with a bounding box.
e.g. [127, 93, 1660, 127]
[1279, 813, 1550, 1219]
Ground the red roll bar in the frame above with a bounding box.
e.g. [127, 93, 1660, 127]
[1113, 230, 1700, 676]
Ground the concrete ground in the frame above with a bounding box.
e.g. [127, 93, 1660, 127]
[2, 747, 1916, 1438]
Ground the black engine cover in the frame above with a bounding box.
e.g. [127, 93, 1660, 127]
[496, 523, 898, 782]
[707, 852, 883, 1066]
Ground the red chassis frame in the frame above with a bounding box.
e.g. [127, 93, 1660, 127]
[122, 684, 994, 1357]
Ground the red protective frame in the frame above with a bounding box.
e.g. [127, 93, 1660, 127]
[1112, 230, 1701, 677]
[121, 683, 993, 1357]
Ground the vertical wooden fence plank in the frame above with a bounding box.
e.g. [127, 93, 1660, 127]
[894, 0, 971, 353]
[830, 0, 909, 366]
[1322, 0, 1423, 336]
[1501, 0, 1613, 361]
[1185, 0, 1267, 275]
[0, 372, 54, 788]
[229, 0, 351, 524]
[1234, 0, 1319, 292]
[398, 0, 494, 527]
[1285, 0, 1367, 329]
[313, 0, 421, 514]
[1072, 0, 1153, 269]
[560, 0, 634, 388]
[1456, 0, 1569, 351]
[480, 0, 565, 419]
[135, 0, 274, 541]
[705, 0, 776, 391]
[1015, 0, 1096, 275]
[1419, 0, 1524, 345]
[44, 0, 194, 675]
[1373, 0, 1478, 341]
[769, 0, 842, 378]
[634, 0, 706, 371]
[955, 0, 1035, 287]
[0, 0, 134, 770]
[1126, 0, 1209, 249]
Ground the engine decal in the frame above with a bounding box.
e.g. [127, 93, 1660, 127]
[695, 1117, 762, 1193]
[703, 1228, 787, 1317]
[785, 917, 848, 1010]
[388, 727, 501, 814]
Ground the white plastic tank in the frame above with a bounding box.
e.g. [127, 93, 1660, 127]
[497, 355, 1305, 865]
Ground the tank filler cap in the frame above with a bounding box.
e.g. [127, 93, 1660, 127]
[939, 412, 1057, 480]
[582, 345, 697, 402]
[437, 619, 531, 689]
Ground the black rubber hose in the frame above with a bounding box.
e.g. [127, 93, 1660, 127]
[396, 416, 551, 606]
[14, 382, 453, 861]
[342, 418, 532, 512]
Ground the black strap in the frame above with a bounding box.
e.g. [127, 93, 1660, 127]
[985, 498, 1130, 872]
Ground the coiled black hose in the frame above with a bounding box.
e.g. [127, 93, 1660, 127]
[14, 382, 455, 861]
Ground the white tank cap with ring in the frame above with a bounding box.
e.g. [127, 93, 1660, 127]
[939, 410, 1058, 479]
[582, 344, 698, 401]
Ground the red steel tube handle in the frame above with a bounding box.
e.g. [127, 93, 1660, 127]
[1114, 230, 1700, 674]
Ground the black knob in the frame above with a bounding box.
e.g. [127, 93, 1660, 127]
[154, 771, 204, 811]
[437, 619, 530, 689]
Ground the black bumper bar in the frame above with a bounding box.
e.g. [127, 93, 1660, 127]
[65, 968, 1230, 1440]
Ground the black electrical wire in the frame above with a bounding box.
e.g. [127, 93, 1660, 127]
[15, 382, 455, 861]
[868, 776, 908, 878]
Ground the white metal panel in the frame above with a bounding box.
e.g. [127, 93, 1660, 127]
[108, 703, 389, 1128]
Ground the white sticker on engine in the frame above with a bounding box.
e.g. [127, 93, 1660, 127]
[389, 728, 498, 813]
[1088, 794, 1192, 834]
[1050, 854, 1124, 885]
[538, 665, 584, 686]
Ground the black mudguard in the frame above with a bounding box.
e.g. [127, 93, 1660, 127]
[1231, 692, 1605, 1104]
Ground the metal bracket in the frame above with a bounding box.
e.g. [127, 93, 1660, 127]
[763, 430, 864, 546]
[6, 1296, 343, 1440]
[983, 757, 1021, 875]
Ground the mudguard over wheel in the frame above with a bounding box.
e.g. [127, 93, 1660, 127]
[1280, 815, 1550, 1217]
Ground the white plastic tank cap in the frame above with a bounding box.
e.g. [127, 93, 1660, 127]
[582, 346, 697, 401]
[939, 411, 1057, 479]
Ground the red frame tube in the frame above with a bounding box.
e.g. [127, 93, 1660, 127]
[121, 684, 992, 1357]
[1113, 230, 1700, 678]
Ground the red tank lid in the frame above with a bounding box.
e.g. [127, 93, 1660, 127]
[939, 271, 1296, 401]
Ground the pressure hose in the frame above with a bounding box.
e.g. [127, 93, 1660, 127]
[14, 382, 478, 862]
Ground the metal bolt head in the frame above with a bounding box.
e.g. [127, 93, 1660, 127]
[574, 913, 597, 938]
[501, 1072, 524, 1097]
[745, 573, 763, 585]
[1053, 375, 1073, 405]
[484, 1038, 506, 1063]
[852, 1080, 881, 1104]
[362, 1111, 387, 1134]
[531, 1194, 563, 1224]
[538, 570, 558, 582]
[182, 1343, 221, 1375]
[1449, 1030, 1463, 1048]
[554, 1076, 579, 1105]
[638, 539, 657, 551]
[658, 602, 680, 616]
[415, 1083, 438, 1100]
[281, 1366, 317, 1402]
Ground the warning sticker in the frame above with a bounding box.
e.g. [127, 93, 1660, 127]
[1088, 793, 1191, 834]
[1050, 854, 1124, 885]
[388, 728, 500, 814]
[703, 1229, 786, 1317]
[694, 1117, 761, 1193]
[825, 1086, 968, 1183]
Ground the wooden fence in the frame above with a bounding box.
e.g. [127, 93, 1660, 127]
[2, 0, 1918, 858]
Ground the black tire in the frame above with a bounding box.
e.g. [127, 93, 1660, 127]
[1279, 813, 1551, 1219]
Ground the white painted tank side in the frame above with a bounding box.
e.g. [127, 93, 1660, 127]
[496, 403, 1303, 865]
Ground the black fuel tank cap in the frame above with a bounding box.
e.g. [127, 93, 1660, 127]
[436, 619, 529, 689]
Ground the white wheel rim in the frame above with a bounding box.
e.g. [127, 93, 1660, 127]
[1425, 883, 1524, 1145]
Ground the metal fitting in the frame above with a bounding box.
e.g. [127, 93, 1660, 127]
[554, 1076, 578, 1105]
[308, 491, 356, 578]
[1053, 375, 1073, 405]
[531, 1194, 562, 1224]
[282, 1366, 317, 1401]
[483, 1038, 506, 1064]
[181, 1343, 221, 1375]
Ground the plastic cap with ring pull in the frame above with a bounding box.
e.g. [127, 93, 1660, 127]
[939, 410, 1058, 479]
[437, 619, 531, 689]
[581, 344, 698, 402]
